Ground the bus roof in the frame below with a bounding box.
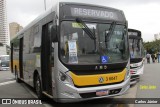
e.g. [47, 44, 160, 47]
[61, 2, 124, 12]
[12, 2, 126, 41]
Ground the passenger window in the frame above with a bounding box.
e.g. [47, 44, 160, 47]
[32, 25, 41, 53]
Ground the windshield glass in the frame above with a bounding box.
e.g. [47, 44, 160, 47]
[60, 21, 129, 65]
[129, 38, 143, 58]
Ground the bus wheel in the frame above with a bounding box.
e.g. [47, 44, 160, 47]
[35, 75, 43, 98]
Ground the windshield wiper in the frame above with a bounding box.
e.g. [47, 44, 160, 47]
[105, 21, 116, 48]
[76, 18, 96, 40]
[119, 31, 126, 56]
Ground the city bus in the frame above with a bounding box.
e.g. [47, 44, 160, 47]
[128, 29, 144, 84]
[0, 55, 10, 71]
[10, 2, 130, 102]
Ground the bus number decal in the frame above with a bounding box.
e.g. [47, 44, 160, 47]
[109, 76, 117, 81]
[106, 77, 108, 81]
[106, 76, 118, 82]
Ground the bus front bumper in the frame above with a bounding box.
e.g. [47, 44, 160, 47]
[56, 77, 130, 103]
[130, 65, 144, 85]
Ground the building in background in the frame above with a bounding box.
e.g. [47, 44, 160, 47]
[154, 33, 160, 40]
[9, 22, 23, 40]
[0, 43, 9, 55]
[0, 0, 9, 46]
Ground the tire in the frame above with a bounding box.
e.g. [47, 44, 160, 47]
[35, 75, 43, 99]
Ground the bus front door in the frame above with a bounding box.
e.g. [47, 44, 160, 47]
[19, 37, 24, 79]
[41, 22, 53, 95]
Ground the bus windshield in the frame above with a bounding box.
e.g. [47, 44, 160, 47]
[60, 21, 129, 65]
[129, 38, 142, 58]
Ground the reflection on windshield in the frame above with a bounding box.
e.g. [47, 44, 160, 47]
[60, 21, 129, 65]
[129, 39, 143, 58]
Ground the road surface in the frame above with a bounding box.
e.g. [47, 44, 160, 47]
[0, 62, 159, 107]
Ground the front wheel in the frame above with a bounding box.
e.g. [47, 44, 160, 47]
[35, 75, 43, 98]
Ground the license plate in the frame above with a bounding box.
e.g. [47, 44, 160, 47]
[96, 90, 109, 96]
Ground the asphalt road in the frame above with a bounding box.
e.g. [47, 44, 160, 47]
[0, 62, 159, 107]
[135, 63, 160, 107]
[0, 71, 44, 107]
[0, 71, 15, 83]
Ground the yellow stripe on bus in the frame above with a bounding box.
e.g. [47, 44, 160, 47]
[70, 69, 126, 86]
[12, 59, 19, 71]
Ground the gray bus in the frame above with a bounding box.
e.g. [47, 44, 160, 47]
[128, 29, 144, 84]
[11, 2, 130, 102]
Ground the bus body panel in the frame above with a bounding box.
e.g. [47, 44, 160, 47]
[22, 53, 37, 86]
[130, 60, 144, 75]
[56, 75, 130, 102]
[70, 69, 126, 86]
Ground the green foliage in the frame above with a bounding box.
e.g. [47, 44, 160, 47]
[143, 39, 160, 54]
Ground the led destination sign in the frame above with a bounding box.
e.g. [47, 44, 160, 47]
[71, 8, 115, 19]
[128, 30, 141, 39]
[128, 32, 138, 36]
[128, 29, 141, 38]
[60, 3, 126, 22]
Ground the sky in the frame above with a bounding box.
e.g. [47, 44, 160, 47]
[6, 0, 160, 42]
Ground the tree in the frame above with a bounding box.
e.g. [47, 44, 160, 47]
[143, 39, 160, 54]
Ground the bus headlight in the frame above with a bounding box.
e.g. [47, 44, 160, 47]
[60, 72, 66, 81]
[59, 71, 73, 84]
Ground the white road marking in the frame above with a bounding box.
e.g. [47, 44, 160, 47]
[0, 80, 54, 106]
[0, 80, 16, 86]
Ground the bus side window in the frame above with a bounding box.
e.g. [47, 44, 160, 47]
[32, 25, 41, 53]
